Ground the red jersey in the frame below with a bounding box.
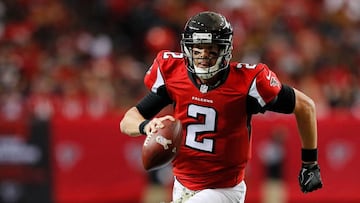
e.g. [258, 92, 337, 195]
[144, 50, 282, 190]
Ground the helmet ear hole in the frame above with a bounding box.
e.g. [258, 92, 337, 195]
[181, 11, 233, 81]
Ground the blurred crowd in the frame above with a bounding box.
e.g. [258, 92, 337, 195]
[1, 0, 360, 122]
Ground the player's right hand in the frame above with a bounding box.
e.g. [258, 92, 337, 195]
[146, 115, 175, 135]
[298, 163, 323, 193]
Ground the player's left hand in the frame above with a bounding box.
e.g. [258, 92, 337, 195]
[298, 163, 323, 193]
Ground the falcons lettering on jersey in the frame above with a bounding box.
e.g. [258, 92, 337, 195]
[144, 50, 282, 190]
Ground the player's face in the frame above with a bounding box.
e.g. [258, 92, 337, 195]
[192, 44, 220, 68]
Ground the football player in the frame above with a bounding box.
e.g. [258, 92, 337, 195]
[120, 11, 323, 203]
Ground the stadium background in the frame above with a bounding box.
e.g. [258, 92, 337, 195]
[0, 0, 359, 202]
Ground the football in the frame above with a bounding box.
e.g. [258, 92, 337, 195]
[142, 118, 182, 171]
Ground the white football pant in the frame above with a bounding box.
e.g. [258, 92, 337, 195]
[172, 177, 246, 203]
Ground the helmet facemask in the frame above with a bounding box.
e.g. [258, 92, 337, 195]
[182, 37, 232, 80]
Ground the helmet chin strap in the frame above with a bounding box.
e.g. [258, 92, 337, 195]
[193, 57, 223, 80]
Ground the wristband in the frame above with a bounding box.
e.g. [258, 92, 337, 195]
[301, 148, 318, 162]
[139, 120, 150, 135]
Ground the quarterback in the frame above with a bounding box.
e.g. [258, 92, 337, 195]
[120, 11, 323, 203]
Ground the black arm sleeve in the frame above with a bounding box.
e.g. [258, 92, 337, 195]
[266, 84, 296, 114]
[135, 87, 173, 119]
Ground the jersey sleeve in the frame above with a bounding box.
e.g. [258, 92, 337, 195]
[248, 63, 282, 107]
[144, 51, 167, 94]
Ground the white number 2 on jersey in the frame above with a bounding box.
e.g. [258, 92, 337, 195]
[186, 104, 216, 153]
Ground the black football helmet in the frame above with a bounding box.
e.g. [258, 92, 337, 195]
[181, 11, 233, 80]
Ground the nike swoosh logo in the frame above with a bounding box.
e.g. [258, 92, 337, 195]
[304, 172, 314, 186]
[266, 72, 271, 80]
